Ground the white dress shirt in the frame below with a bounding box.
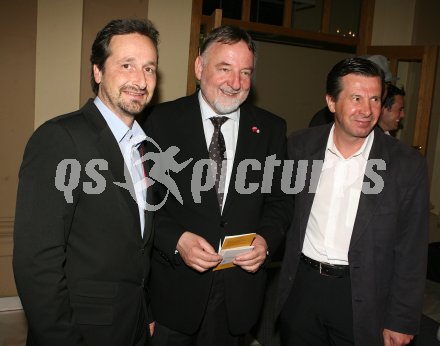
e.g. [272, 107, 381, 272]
[302, 125, 374, 265]
[94, 97, 147, 236]
[198, 91, 239, 212]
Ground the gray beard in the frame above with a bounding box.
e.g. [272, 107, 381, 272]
[212, 97, 243, 114]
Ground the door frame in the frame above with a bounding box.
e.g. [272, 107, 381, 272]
[365, 45, 438, 155]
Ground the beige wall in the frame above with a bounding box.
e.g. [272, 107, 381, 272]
[35, 0, 83, 128]
[0, 0, 38, 296]
[253, 43, 349, 134]
[148, 0, 192, 102]
[372, 0, 416, 45]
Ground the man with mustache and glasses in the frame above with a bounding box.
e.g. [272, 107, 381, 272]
[14, 19, 158, 345]
[144, 25, 292, 346]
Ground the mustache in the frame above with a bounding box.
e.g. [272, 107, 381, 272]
[220, 87, 240, 94]
[121, 86, 146, 93]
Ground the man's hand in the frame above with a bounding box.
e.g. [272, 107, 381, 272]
[176, 232, 222, 272]
[383, 329, 414, 346]
[233, 234, 268, 273]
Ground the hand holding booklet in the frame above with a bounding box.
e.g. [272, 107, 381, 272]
[213, 233, 256, 271]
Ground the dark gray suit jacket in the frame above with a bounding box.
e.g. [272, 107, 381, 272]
[277, 124, 429, 345]
[144, 93, 292, 335]
[13, 99, 154, 345]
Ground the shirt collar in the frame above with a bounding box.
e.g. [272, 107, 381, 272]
[326, 124, 374, 160]
[198, 90, 239, 122]
[94, 97, 146, 146]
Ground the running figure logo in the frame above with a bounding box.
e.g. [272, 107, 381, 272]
[115, 134, 192, 211]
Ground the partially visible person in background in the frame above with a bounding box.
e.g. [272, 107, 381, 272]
[378, 84, 406, 135]
[308, 106, 333, 127]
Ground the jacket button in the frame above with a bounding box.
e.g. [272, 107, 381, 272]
[220, 221, 228, 227]
[140, 248, 145, 254]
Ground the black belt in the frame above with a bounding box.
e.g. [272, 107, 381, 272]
[300, 253, 349, 278]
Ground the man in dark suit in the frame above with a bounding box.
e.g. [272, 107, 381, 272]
[277, 57, 429, 346]
[13, 19, 159, 345]
[144, 26, 292, 346]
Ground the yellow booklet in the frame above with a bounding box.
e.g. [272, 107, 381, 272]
[213, 233, 256, 271]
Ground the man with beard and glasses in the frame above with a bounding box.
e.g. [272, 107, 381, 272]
[14, 19, 158, 345]
[144, 25, 292, 346]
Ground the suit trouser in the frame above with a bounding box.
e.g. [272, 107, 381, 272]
[151, 271, 245, 346]
[280, 259, 355, 346]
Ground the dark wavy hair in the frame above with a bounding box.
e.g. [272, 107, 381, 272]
[90, 18, 159, 95]
[326, 57, 385, 101]
[383, 84, 405, 110]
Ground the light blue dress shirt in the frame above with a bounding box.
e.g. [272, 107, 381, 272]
[94, 97, 147, 236]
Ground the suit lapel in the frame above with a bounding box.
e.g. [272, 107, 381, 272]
[82, 100, 142, 236]
[349, 128, 390, 249]
[222, 102, 258, 215]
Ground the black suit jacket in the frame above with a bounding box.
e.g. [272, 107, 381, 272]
[144, 93, 292, 335]
[277, 124, 429, 345]
[13, 100, 154, 345]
